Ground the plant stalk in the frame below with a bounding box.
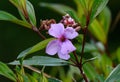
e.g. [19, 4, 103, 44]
[78, 14, 90, 82]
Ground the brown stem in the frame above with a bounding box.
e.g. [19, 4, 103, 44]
[70, 58, 77, 66]
[25, 15, 46, 40]
[22, 7, 46, 40]
[78, 14, 90, 82]
[78, 63, 88, 82]
[72, 51, 88, 82]
[73, 51, 79, 64]
[79, 27, 88, 82]
[80, 28, 87, 63]
[32, 26, 46, 40]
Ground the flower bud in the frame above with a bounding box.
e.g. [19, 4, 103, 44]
[40, 19, 56, 30]
[60, 14, 81, 31]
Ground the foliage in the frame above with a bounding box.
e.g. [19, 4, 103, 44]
[0, 0, 120, 82]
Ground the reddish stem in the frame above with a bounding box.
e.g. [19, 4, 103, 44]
[78, 14, 90, 82]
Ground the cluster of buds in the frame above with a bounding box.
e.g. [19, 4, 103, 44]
[40, 14, 81, 31]
[40, 19, 56, 30]
[60, 14, 81, 31]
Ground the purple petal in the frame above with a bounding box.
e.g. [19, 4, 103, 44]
[64, 27, 78, 39]
[46, 40, 60, 55]
[61, 40, 76, 54]
[58, 51, 70, 60]
[49, 23, 64, 38]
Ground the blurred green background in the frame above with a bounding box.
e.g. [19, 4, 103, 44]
[0, 0, 119, 81]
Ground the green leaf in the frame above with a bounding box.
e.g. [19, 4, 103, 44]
[105, 64, 120, 82]
[74, 0, 86, 26]
[76, 34, 83, 43]
[48, 78, 62, 82]
[0, 11, 32, 29]
[78, 0, 94, 12]
[40, 3, 76, 15]
[0, 61, 16, 81]
[98, 7, 111, 35]
[116, 47, 120, 62]
[89, 19, 107, 44]
[83, 57, 98, 65]
[9, 0, 20, 9]
[10, 0, 36, 26]
[90, 0, 109, 22]
[78, 0, 87, 10]
[10, 0, 27, 22]
[17, 38, 54, 59]
[9, 56, 68, 66]
[83, 62, 98, 80]
[94, 54, 113, 77]
[75, 43, 97, 53]
[20, 0, 26, 9]
[26, 1, 36, 26]
[39, 72, 48, 82]
[26, 74, 38, 82]
[22, 75, 30, 82]
[96, 75, 105, 82]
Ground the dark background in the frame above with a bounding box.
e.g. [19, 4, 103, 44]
[0, 0, 120, 81]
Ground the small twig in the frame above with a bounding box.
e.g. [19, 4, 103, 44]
[23, 9, 46, 40]
[23, 65, 51, 78]
[80, 27, 87, 64]
[32, 26, 46, 40]
[78, 64, 88, 82]
[73, 51, 79, 64]
[70, 58, 77, 66]
[72, 50, 88, 82]
[82, 57, 98, 65]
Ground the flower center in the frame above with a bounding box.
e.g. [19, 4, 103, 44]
[60, 35, 66, 42]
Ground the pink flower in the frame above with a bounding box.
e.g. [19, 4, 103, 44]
[46, 23, 78, 60]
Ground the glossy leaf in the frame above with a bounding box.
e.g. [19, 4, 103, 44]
[10, 56, 68, 66]
[89, 19, 107, 44]
[90, 0, 109, 22]
[26, 1, 36, 26]
[105, 64, 120, 82]
[0, 62, 16, 81]
[98, 7, 111, 35]
[40, 3, 75, 15]
[0, 11, 32, 29]
[17, 38, 54, 59]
